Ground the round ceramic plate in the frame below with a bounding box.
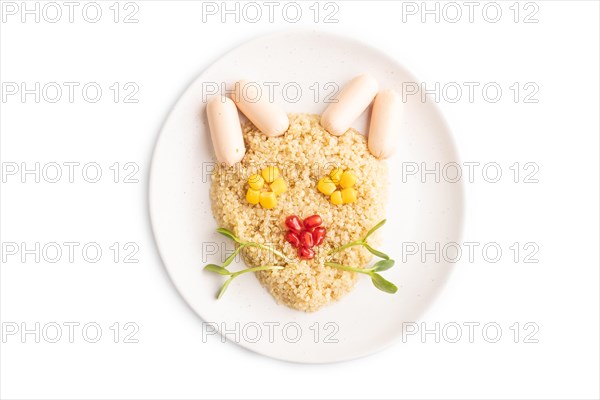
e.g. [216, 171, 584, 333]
[149, 31, 463, 363]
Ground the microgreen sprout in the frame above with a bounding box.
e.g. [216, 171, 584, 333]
[216, 227, 291, 264]
[204, 264, 284, 299]
[325, 259, 398, 294]
[328, 219, 389, 260]
[204, 227, 291, 299]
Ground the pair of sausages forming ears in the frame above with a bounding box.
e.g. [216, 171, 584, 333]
[206, 74, 402, 166]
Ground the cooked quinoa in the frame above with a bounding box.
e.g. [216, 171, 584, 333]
[210, 113, 388, 312]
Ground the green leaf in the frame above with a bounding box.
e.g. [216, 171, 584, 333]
[363, 244, 390, 260]
[372, 259, 395, 272]
[324, 262, 366, 274]
[217, 278, 233, 299]
[204, 264, 230, 275]
[216, 228, 243, 243]
[222, 245, 244, 267]
[371, 273, 398, 294]
[328, 240, 363, 256]
[363, 219, 386, 241]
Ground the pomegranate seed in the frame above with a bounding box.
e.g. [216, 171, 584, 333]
[284, 214, 324, 260]
[303, 215, 322, 229]
[304, 227, 316, 236]
[312, 227, 326, 246]
[285, 231, 300, 248]
[301, 231, 314, 248]
[285, 215, 304, 233]
[298, 246, 315, 260]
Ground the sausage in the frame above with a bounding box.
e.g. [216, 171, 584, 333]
[232, 80, 289, 137]
[321, 73, 379, 136]
[206, 96, 246, 166]
[368, 89, 402, 159]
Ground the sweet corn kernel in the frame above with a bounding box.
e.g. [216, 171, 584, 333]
[259, 191, 277, 209]
[246, 188, 260, 205]
[339, 171, 357, 189]
[330, 190, 343, 205]
[317, 177, 337, 196]
[248, 174, 264, 190]
[261, 166, 280, 183]
[341, 187, 357, 204]
[329, 168, 343, 184]
[270, 177, 287, 195]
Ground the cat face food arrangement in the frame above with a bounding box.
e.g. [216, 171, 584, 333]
[204, 74, 403, 312]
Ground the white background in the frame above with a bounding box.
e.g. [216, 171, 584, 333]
[1, 1, 599, 399]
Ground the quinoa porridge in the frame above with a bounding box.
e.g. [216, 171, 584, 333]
[210, 113, 388, 312]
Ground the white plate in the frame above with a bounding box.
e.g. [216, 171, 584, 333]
[149, 31, 463, 363]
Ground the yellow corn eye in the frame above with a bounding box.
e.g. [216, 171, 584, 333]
[259, 191, 277, 209]
[317, 177, 337, 196]
[270, 177, 287, 195]
[319, 169, 358, 204]
[248, 174, 264, 190]
[339, 171, 357, 189]
[341, 187, 357, 204]
[246, 167, 285, 208]
[330, 190, 343, 205]
[246, 188, 260, 205]
[261, 166, 280, 183]
[329, 168, 344, 184]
